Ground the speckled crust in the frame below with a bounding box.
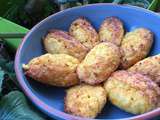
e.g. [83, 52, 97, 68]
[99, 17, 124, 46]
[43, 30, 88, 61]
[77, 42, 121, 85]
[69, 17, 99, 49]
[65, 84, 107, 118]
[128, 54, 160, 85]
[104, 70, 160, 114]
[120, 28, 153, 69]
[23, 53, 80, 87]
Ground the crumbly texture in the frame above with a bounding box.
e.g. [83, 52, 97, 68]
[99, 17, 124, 46]
[128, 54, 160, 85]
[104, 70, 160, 114]
[120, 28, 153, 69]
[44, 30, 88, 61]
[69, 17, 99, 49]
[77, 42, 121, 85]
[65, 84, 107, 118]
[23, 53, 80, 87]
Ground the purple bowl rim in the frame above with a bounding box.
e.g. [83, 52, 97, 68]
[15, 3, 160, 120]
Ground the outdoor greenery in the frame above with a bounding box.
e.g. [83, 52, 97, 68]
[0, 0, 154, 29]
[0, 41, 47, 120]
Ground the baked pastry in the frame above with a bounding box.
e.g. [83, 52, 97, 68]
[65, 84, 107, 118]
[44, 30, 88, 61]
[99, 17, 124, 46]
[120, 28, 153, 69]
[128, 54, 160, 85]
[23, 53, 79, 87]
[104, 70, 160, 114]
[69, 17, 99, 49]
[77, 42, 121, 85]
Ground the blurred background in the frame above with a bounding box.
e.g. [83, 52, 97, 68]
[0, 0, 159, 29]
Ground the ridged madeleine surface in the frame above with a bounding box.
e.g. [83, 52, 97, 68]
[77, 42, 121, 85]
[120, 28, 153, 69]
[128, 54, 160, 85]
[65, 84, 107, 118]
[104, 70, 160, 114]
[44, 30, 88, 61]
[23, 53, 79, 87]
[99, 17, 124, 46]
[69, 17, 99, 49]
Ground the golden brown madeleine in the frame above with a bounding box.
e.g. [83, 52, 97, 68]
[69, 17, 99, 49]
[23, 53, 80, 87]
[99, 17, 124, 46]
[120, 28, 153, 69]
[128, 54, 160, 85]
[77, 42, 121, 85]
[44, 30, 88, 61]
[65, 84, 107, 118]
[104, 70, 160, 114]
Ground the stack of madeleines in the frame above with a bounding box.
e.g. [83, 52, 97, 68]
[23, 17, 160, 118]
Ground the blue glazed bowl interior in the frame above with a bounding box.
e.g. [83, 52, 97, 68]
[15, 4, 160, 119]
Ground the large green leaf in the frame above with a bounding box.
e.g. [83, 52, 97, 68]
[0, 91, 46, 120]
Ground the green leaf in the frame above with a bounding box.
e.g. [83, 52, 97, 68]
[0, 91, 46, 120]
[0, 67, 5, 93]
[148, 0, 159, 11]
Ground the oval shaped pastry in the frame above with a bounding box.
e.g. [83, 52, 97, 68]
[69, 17, 99, 49]
[65, 84, 107, 118]
[104, 70, 160, 114]
[77, 42, 121, 85]
[44, 30, 88, 61]
[128, 54, 160, 85]
[23, 53, 79, 87]
[99, 17, 124, 46]
[120, 28, 153, 69]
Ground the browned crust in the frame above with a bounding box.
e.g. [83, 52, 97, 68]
[24, 54, 80, 87]
[77, 42, 121, 85]
[99, 17, 124, 46]
[25, 64, 79, 87]
[48, 29, 74, 40]
[128, 54, 160, 85]
[70, 17, 97, 35]
[64, 84, 107, 118]
[69, 17, 99, 49]
[107, 70, 160, 105]
[44, 29, 89, 61]
[120, 28, 153, 69]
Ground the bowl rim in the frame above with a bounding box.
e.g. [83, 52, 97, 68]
[15, 3, 160, 120]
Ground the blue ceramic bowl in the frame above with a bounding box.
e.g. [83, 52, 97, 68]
[15, 3, 160, 120]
